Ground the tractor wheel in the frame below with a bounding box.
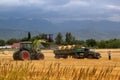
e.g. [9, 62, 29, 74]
[96, 56, 101, 59]
[19, 50, 30, 60]
[55, 55, 60, 59]
[36, 53, 44, 60]
[63, 55, 68, 59]
[87, 55, 93, 59]
[13, 51, 19, 60]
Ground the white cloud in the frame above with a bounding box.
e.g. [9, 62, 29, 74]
[0, 0, 91, 9]
[0, 0, 120, 22]
[106, 4, 120, 10]
[106, 15, 120, 22]
[64, 0, 90, 7]
[43, 0, 92, 13]
[0, 0, 20, 6]
[0, 0, 45, 6]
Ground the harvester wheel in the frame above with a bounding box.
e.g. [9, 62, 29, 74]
[36, 53, 44, 60]
[19, 50, 30, 60]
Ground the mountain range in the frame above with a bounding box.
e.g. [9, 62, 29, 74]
[0, 18, 120, 40]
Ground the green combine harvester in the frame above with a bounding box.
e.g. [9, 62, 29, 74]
[54, 45, 101, 59]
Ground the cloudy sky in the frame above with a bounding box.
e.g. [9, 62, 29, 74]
[0, 0, 120, 23]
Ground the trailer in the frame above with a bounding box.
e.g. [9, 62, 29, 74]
[54, 46, 101, 59]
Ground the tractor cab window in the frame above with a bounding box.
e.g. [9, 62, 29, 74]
[20, 43, 32, 50]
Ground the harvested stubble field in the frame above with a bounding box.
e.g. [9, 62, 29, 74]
[0, 49, 120, 80]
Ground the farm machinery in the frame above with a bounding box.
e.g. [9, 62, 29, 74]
[54, 45, 101, 59]
[13, 40, 45, 60]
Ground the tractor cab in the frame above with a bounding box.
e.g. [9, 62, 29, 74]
[20, 42, 33, 51]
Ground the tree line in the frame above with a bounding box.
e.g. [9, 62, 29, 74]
[55, 32, 120, 48]
[0, 32, 120, 49]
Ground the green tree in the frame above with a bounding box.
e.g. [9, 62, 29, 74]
[0, 39, 5, 46]
[31, 33, 48, 42]
[6, 38, 19, 45]
[106, 39, 120, 48]
[86, 39, 97, 47]
[98, 40, 106, 48]
[65, 32, 75, 44]
[48, 34, 54, 42]
[20, 37, 28, 42]
[55, 32, 63, 45]
[39, 33, 47, 40]
[74, 40, 86, 46]
[28, 32, 31, 41]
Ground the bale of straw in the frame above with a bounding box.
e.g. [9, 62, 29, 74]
[58, 46, 62, 50]
[66, 45, 72, 49]
[62, 46, 67, 50]
[71, 45, 76, 49]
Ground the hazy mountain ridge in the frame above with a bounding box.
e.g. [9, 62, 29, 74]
[0, 28, 39, 40]
[0, 18, 57, 33]
[0, 19, 120, 40]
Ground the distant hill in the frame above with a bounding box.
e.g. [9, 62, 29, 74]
[0, 28, 39, 40]
[0, 19, 120, 40]
[0, 18, 54, 32]
[55, 20, 120, 40]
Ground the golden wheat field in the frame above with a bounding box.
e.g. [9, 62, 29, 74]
[0, 49, 120, 80]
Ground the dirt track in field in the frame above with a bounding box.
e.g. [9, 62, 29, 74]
[0, 49, 120, 61]
[0, 49, 120, 78]
[0, 49, 120, 65]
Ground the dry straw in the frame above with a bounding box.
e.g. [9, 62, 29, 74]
[0, 59, 120, 80]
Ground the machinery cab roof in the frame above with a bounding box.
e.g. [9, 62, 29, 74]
[20, 41, 33, 50]
[20, 41, 32, 44]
